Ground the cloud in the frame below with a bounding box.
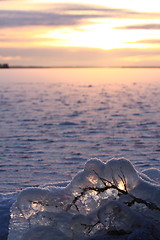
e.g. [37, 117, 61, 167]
[1, 3, 160, 28]
[0, 36, 58, 43]
[54, 3, 160, 18]
[0, 55, 21, 61]
[131, 39, 160, 44]
[116, 24, 160, 30]
[0, 10, 85, 28]
[1, 46, 160, 67]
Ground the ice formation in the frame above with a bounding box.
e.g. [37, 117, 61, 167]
[8, 158, 160, 240]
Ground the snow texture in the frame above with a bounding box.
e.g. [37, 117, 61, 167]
[8, 158, 160, 240]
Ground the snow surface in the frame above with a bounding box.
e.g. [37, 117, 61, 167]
[0, 68, 160, 239]
[7, 158, 160, 240]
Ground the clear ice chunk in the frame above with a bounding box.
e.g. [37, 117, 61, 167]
[8, 158, 160, 240]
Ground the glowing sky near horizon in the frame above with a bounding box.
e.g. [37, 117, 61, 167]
[1, 0, 160, 66]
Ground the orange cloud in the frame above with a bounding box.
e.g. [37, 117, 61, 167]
[0, 55, 21, 61]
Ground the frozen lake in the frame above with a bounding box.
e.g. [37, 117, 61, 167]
[0, 68, 160, 239]
[0, 68, 160, 194]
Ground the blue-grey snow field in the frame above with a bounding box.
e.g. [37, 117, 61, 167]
[0, 68, 160, 239]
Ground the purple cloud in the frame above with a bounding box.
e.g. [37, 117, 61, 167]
[116, 24, 160, 30]
[0, 3, 160, 28]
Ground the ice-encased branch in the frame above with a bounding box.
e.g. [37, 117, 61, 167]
[66, 170, 160, 213]
[98, 171, 160, 211]
[66, 176, 127, 212]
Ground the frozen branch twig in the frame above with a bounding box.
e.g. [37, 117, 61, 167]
[66, 170, 160, 212]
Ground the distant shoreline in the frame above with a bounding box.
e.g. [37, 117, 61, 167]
[1, 66, 160, 69]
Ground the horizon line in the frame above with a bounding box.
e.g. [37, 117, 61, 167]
[1, 65, 160, 69]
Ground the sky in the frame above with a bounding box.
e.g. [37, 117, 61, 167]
[1, 0, 160, 67]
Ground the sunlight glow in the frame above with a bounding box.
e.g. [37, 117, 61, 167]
[1, 0, 160, 66]
[88, 175, 98, 185]
[40, 18, 160, 50]
[118, 182, 125, 191]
